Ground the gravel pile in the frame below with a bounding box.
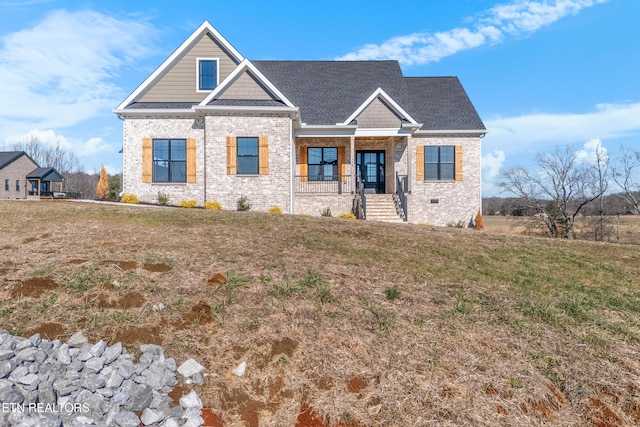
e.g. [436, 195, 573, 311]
[0, 330, 205, 426]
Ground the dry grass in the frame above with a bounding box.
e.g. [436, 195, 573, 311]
[2, 200, 640, 426]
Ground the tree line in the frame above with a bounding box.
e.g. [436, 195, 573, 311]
[493, 144, 640, 241]
[11, 135, 121, 200]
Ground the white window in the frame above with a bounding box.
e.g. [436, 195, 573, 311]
[197, 58, 219, 91]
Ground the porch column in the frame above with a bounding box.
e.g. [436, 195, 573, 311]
[350, 136, 355, 193]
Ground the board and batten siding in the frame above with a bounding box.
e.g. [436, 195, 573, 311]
[140, 33, 240, 103]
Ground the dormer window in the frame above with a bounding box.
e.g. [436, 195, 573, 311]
[197, 58, 218, 91]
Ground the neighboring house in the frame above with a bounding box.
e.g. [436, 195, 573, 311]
[0, 151, 65, 199]
[114, 22, 486, 225]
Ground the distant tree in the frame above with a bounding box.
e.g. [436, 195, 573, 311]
[65, 172, 98, 199]
[12, 135, 80, 173]
[612, 145, 640, 215]
[501, 145, 604, 238]
[108, 173, 122, 200]
[96, 165, 109, 199]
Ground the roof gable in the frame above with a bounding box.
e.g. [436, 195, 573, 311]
[342, 87, 418, 127]
[116, 21, 244, 109]
[198, 59, 295, 108]
[0, 151, 25, 170]
[27, 167, 64, 181]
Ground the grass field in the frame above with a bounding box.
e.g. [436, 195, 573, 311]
[2, 200, 640, 426]
[483, 215, 640, 245]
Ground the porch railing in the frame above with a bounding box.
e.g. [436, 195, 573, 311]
[395, 173, 408, 221]
[29, 191, 81, 199]
[295, 175, 353, 194]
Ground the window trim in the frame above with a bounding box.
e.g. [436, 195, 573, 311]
[196, 58, 219, 92]
[424, 146, 455, 181]
[236, 136, 259, 175]
[4, 179, 8, 191]
[307, 147, 339, 181]
[16, 180, 20, 192]
[152, 138, 187, 183]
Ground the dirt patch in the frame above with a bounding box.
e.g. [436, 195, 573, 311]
[168, 385, 191, 403]
[201, 409, 224, 427]
[220, 385, 270, 427]
[313, 376, 333, 391]
[585, 397, 624, 427]
[109, 325, 162, 346]
[66, 259, 88, 265]
[23, 237, 38, 244]
[496, 405, 508, 415]
[25, 322, 65, 340]
[96, 291, 146, 309]
[182, 301, 214, 324]
[10, 276, 60, 298]
[207, 273, 227, 286]
[295, 403, 328, 427]
[143, 263, 173, 273]
[270, 337, 299, 359]
[347, 376, 367, 394]
[102, 260, 138, 271]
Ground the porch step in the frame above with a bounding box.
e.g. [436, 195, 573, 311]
[364, 194, 404, 223]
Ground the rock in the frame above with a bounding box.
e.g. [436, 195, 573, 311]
[0, 349, 14, 360]
[141, 407, 166, 425]
[179, 390, 202, 409]
[113, 410, 141, 427]
[57, 346, 72, 365]
[232, 361, 247, 377]
[90, 340, 106, 357]
[67, 332, 88, 347]
[177, 359, 204, 378]
[102, 342, 122, 364]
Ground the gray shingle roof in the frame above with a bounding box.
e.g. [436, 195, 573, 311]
[0, 151, 25, 170]
[253, 60, 412, 126]
[404, 77, 486, 131]
[254, 61, 484, 131]
[26, 167, 64, 182]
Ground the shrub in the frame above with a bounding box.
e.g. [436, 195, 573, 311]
[237, 195, 251, 211]
[385, 286, 401, 301]
[204, 201, 222, 210]
[269, 206, 282, 214]
[337, 212, 356, 219]
[475, 210, 485, 230]
[120, 194, 139, 204]
[320, 207, 332, 217]
[180, 200, 197, 208]
[447, 220, 466, 228]
[157, 192, 169, 206]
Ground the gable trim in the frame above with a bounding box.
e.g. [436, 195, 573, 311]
[116, 21, 245, 110]
[340, 87, 419, 126]
[197, 59, 296, 109]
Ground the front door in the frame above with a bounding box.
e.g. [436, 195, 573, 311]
[356, 150, 385, 194]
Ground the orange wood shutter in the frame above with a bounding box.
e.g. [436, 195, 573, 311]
[455, 145, 463, 181]
[338, 146, 346, 182]
[300, 147, 308, 182]
[186, 138, 196, 183]
[416, 146, 424, 181]
[226, 136, 237, 175]
[259, 136, 269, 175]
[142, 138, 152, 183]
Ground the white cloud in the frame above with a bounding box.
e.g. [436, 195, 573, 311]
[337, 0, 609, 65]
[0, 10, 157, 129]
[483, 149, 507, 179]
[79, 137, 114, 157]
[5, 129, 71, 150]
[575, 137, 608, 165]
[483, 102, 640, 154]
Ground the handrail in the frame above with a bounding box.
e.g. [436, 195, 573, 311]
[395, 172, 408, 221]
[295, 175, 352, 194]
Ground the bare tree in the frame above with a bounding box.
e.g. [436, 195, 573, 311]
[12, 136, 80, 173]
[12, 135, 45, 165]
[612, 145, 640, 215]
[501, 145, 604, 238]
[591, 143, 611, 241]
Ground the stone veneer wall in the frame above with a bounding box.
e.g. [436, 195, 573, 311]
[204, 114, 292, 212]
[407, 135, 482, 226]
[122, 116, 206, 205]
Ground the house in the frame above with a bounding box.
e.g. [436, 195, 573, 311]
[0, 151, 65, 199]
[114, 22, 485, 225]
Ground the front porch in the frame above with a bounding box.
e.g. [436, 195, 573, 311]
[293, 136, 409, 221]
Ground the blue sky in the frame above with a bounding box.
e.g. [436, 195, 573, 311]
[1, 0, 638, 196]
